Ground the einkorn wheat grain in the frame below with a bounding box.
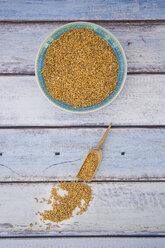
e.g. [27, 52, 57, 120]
[42, 27, 119, 108]
[77, 152, 98, 182]
[38, 181, 93, 223]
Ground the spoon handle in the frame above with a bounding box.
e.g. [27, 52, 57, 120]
[96, 123, 112, 150]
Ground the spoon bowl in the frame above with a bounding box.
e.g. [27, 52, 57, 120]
[77, 123, 112, 181]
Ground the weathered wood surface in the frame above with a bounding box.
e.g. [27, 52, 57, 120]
[0, 182, 165, 236]
[0, 0, 165, 244]
[0, 128, 164, 182]
[1, 22, 165, 74]
[0, 75, 164, 126]
[1, 237, 165, 248]
[0, 0, 165, 21]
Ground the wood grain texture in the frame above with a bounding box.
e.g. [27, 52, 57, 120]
[0, 182, 165, 236]
[0, 0, 165, 21]
[1, 22, 165, 74]
[1, 0, 165, 243]
[0, 75, 164, 126]
[0, 128, 164, 182]
[1, 237, 165, 248]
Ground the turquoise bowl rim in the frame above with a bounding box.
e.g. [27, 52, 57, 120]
[35, 22, 127, 113]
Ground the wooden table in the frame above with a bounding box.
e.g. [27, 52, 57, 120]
[0, 1, 165, 247]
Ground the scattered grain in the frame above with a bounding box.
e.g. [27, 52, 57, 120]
[47, 199, 52, 204]
[38, 181, 93, 223]
[46, 224, 52, 230]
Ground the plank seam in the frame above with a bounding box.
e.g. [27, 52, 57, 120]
[0, 180, 165, 184]
[0, 126, 164, 129]
[0, 20, 165, 24]
[1, 234, 165, 238]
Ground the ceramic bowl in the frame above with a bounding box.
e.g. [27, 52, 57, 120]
[35, 22, 127, 113]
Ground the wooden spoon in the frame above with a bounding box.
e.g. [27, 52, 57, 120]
[77, 123, 112, 181]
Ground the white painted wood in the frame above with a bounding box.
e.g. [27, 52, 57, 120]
[0, 0, 164, 21]
[1, 22, 165, 74]
[0, 128, 164, 181]
[1, 238, 165, 248]
[0, 182, 165, 236]
[0, 75, 164, 126]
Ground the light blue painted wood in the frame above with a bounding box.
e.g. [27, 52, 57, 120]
[1, 238, 165, 248]
[0, 75, 164, 126]
[0, 0, 165, 21]
[0, 182, 165, 236]
[1, 22, 165, 74]
[0, 128, 164, 181]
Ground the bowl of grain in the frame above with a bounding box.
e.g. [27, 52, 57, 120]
[35, 22, 127, 113]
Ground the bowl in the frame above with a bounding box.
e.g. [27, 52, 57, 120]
[35, 22, 127, 113]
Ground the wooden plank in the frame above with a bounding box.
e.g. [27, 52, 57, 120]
[0, 75, 164, 126]
[1, 22, 165, 74]
[0, 128, 164, 182]
[0, 182, 165, 236]
[1, 237, 165, 248]
[0, 0, 165, 21]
